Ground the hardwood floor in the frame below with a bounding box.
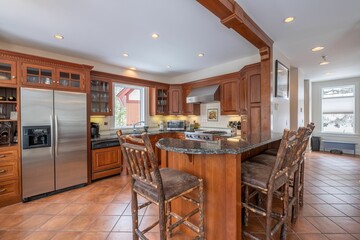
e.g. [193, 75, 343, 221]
[0, 152, 359, 239]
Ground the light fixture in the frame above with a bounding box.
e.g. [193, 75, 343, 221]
[166, 65, 172, 69]
[197, 53, 204, 57]
[320, 56, 330, 65]
[54, 34, 64, 40]
[283, 17, 295, 23]
[312, 46, 324, 52]
[325, 72, 333, 75]
[151, 33, 159, 39]
[130, 67, 137, 70]
[123, 53, 129, 57]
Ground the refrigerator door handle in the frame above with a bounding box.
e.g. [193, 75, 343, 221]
[50, 115, 54, 158]
[55, 115, 59, 157]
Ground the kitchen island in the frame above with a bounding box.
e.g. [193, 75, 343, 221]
[156, 133, 282, 240]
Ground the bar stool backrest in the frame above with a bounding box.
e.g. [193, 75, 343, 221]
[117, 130, 165, 198]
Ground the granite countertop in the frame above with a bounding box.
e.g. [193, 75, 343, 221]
[156, 132, 283, 155]
[91, 129, 186, 142]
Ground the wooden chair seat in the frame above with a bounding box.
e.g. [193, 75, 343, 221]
[251, 154, 299, 176]
[263, 148, 278, 156]
[242, 161, 287, 191]
[134, 168, 201, 202]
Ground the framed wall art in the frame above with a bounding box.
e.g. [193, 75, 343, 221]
[207, 108, 218, 121]
[275, 60, 289, 98]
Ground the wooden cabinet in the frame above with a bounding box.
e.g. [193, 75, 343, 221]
[22, 63, 87, 92]
[220, 78, 239, 115]
[182, 86, 200, 115]
[0, 59, 17, 85]
[91, 146, 122, 180]
[169, 85, 182, 115]
[0, 146, 20, 207]
[150, 87, 169, 115]
[90, 79, 112, 115]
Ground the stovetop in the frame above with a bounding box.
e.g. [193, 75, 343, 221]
[184, 130, 228, 141]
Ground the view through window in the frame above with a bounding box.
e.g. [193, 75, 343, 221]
[113, 83, 145, 128]
[321, 85, 355, 133]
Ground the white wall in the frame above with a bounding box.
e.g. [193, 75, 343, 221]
[311, 77, 360, 155]
[289, 67, 305, 130]
[272, 45, 290, 133]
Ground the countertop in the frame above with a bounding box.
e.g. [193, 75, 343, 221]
[156, 133, 283, 155]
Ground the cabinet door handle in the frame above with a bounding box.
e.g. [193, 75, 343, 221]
[0, 155, 6, 158]
[12, 76, 16, 79]
[0, 188, 6, 193]
[0, 169, 6, 174]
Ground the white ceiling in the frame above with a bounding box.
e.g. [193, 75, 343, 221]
[0, 0, 359, 82]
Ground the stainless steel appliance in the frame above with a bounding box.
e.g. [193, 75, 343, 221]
[167, 120, 186, 131]
[184, 130, 228, 141]
[186, 85, 220, 104]
[21, 88, 87, 200]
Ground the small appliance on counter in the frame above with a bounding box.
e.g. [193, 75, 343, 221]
[159, 120, 165, 131]
[90, 122, 100, 138]
[167, 120, 186, 131]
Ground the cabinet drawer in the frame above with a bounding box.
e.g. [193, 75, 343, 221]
[0, 149, 18, 162]
[0, 180, 19, 198]
[0, 162, 18, 181]
[92, 146, 122, 173]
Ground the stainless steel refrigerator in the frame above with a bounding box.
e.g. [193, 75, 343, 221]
[21, 88, 87, 200]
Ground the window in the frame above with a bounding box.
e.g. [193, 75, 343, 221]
[113, 83, 145, 128]
[321, 85, 355, 133]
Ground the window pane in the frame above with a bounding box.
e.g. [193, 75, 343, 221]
[322, 97, 354, 114]
[322, 86, 354, 98]
[114, 84, 144, 128]
[322, 114, 354, 133]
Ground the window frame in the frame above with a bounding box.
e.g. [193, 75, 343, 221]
[321, 84, 355, 134]
[112, 82, 146, 129]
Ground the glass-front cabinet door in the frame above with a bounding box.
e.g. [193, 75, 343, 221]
[0, 59, 17, 85]
[57, 69, 85, 91]
[90, 79, 112, 115]
[22, 63, 54, 87]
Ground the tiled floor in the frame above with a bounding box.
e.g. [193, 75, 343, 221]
[0, 151, 360, 239]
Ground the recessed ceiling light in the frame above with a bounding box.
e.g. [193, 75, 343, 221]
[284, 17, 295, 23]
[130, 67, 136, 70]
[198, 53, 204, 57]
[123, 53, 129, 57]
[151, 33, 159, 39]
[320, 56, 330, 65]
[166, 65, 172, 69]
[325, 72, 333, 75]
[312, 46, 324, 52]
[54, 34, 64, 40]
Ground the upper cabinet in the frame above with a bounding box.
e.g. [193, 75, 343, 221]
[22, 63, 86, 91]
[150, 87, 168, 116]
[168, 85, 182, 115]
[90, 79, 112, 116]
[182, 86, 200, 116]
[220, 76, 239, 115]
[0, 59, 17, 85]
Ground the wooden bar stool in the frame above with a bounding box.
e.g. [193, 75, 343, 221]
[117, 130, 205, 240]
[241, 129, 299, 240]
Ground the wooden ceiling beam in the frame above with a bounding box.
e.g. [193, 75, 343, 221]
[197, 0, 273, 49]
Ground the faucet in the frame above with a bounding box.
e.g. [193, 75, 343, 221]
[133, 121, 145, 132]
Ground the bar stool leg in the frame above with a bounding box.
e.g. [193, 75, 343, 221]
[131, 191, 139, 240]
[166, 202, 172, 239]
[265, 190, 274, 240]
[159, 202, 166, 240]
[199, 180, 205, 239]
[299, 161, 305, 207]
[244, 185, 249, 226]
[292, 170, 300, 224]
[281, 182, 289, 240]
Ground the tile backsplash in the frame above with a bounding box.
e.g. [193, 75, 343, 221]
[91, 102, 242, 134]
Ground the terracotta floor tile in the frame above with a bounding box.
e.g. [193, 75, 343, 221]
[352, 234, 360, 240]
[303, 194, 326, 204]
[316, 195, 346, 204]
[106, 232, 133, 240]
[40, 203, 69, 215]
[78, 232, 109, 240]
[319, 187, 346, 194]
[291, 217, 320, 233]
[325, 233, 357, 240]
[24, 231, 57, 240]
[0, 214, 31, 229]
[297, 233, 333, 240]
[329, 217, 360, 234]
[13, 215, 53, 230]
[86, 215, 119, 231]
[306, 217, 346, 234]
[140, 216, 160, 232]
[0, 231, 32, 240]
[333, 195, 360, 204]
[63, 215, 96, 231]
[123, 202, 147, 216]
[78, 203, 107, 215]
[39, 215, 75, 231]
[332, 204, 360, 216]
[101, 203, 128, 215]
[57, 203, 87, 215]
[51, 231, 83, 240]
[112, 215, 134, 232]
[299, 205, 323, 217]
[310, 204, 346, 217]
